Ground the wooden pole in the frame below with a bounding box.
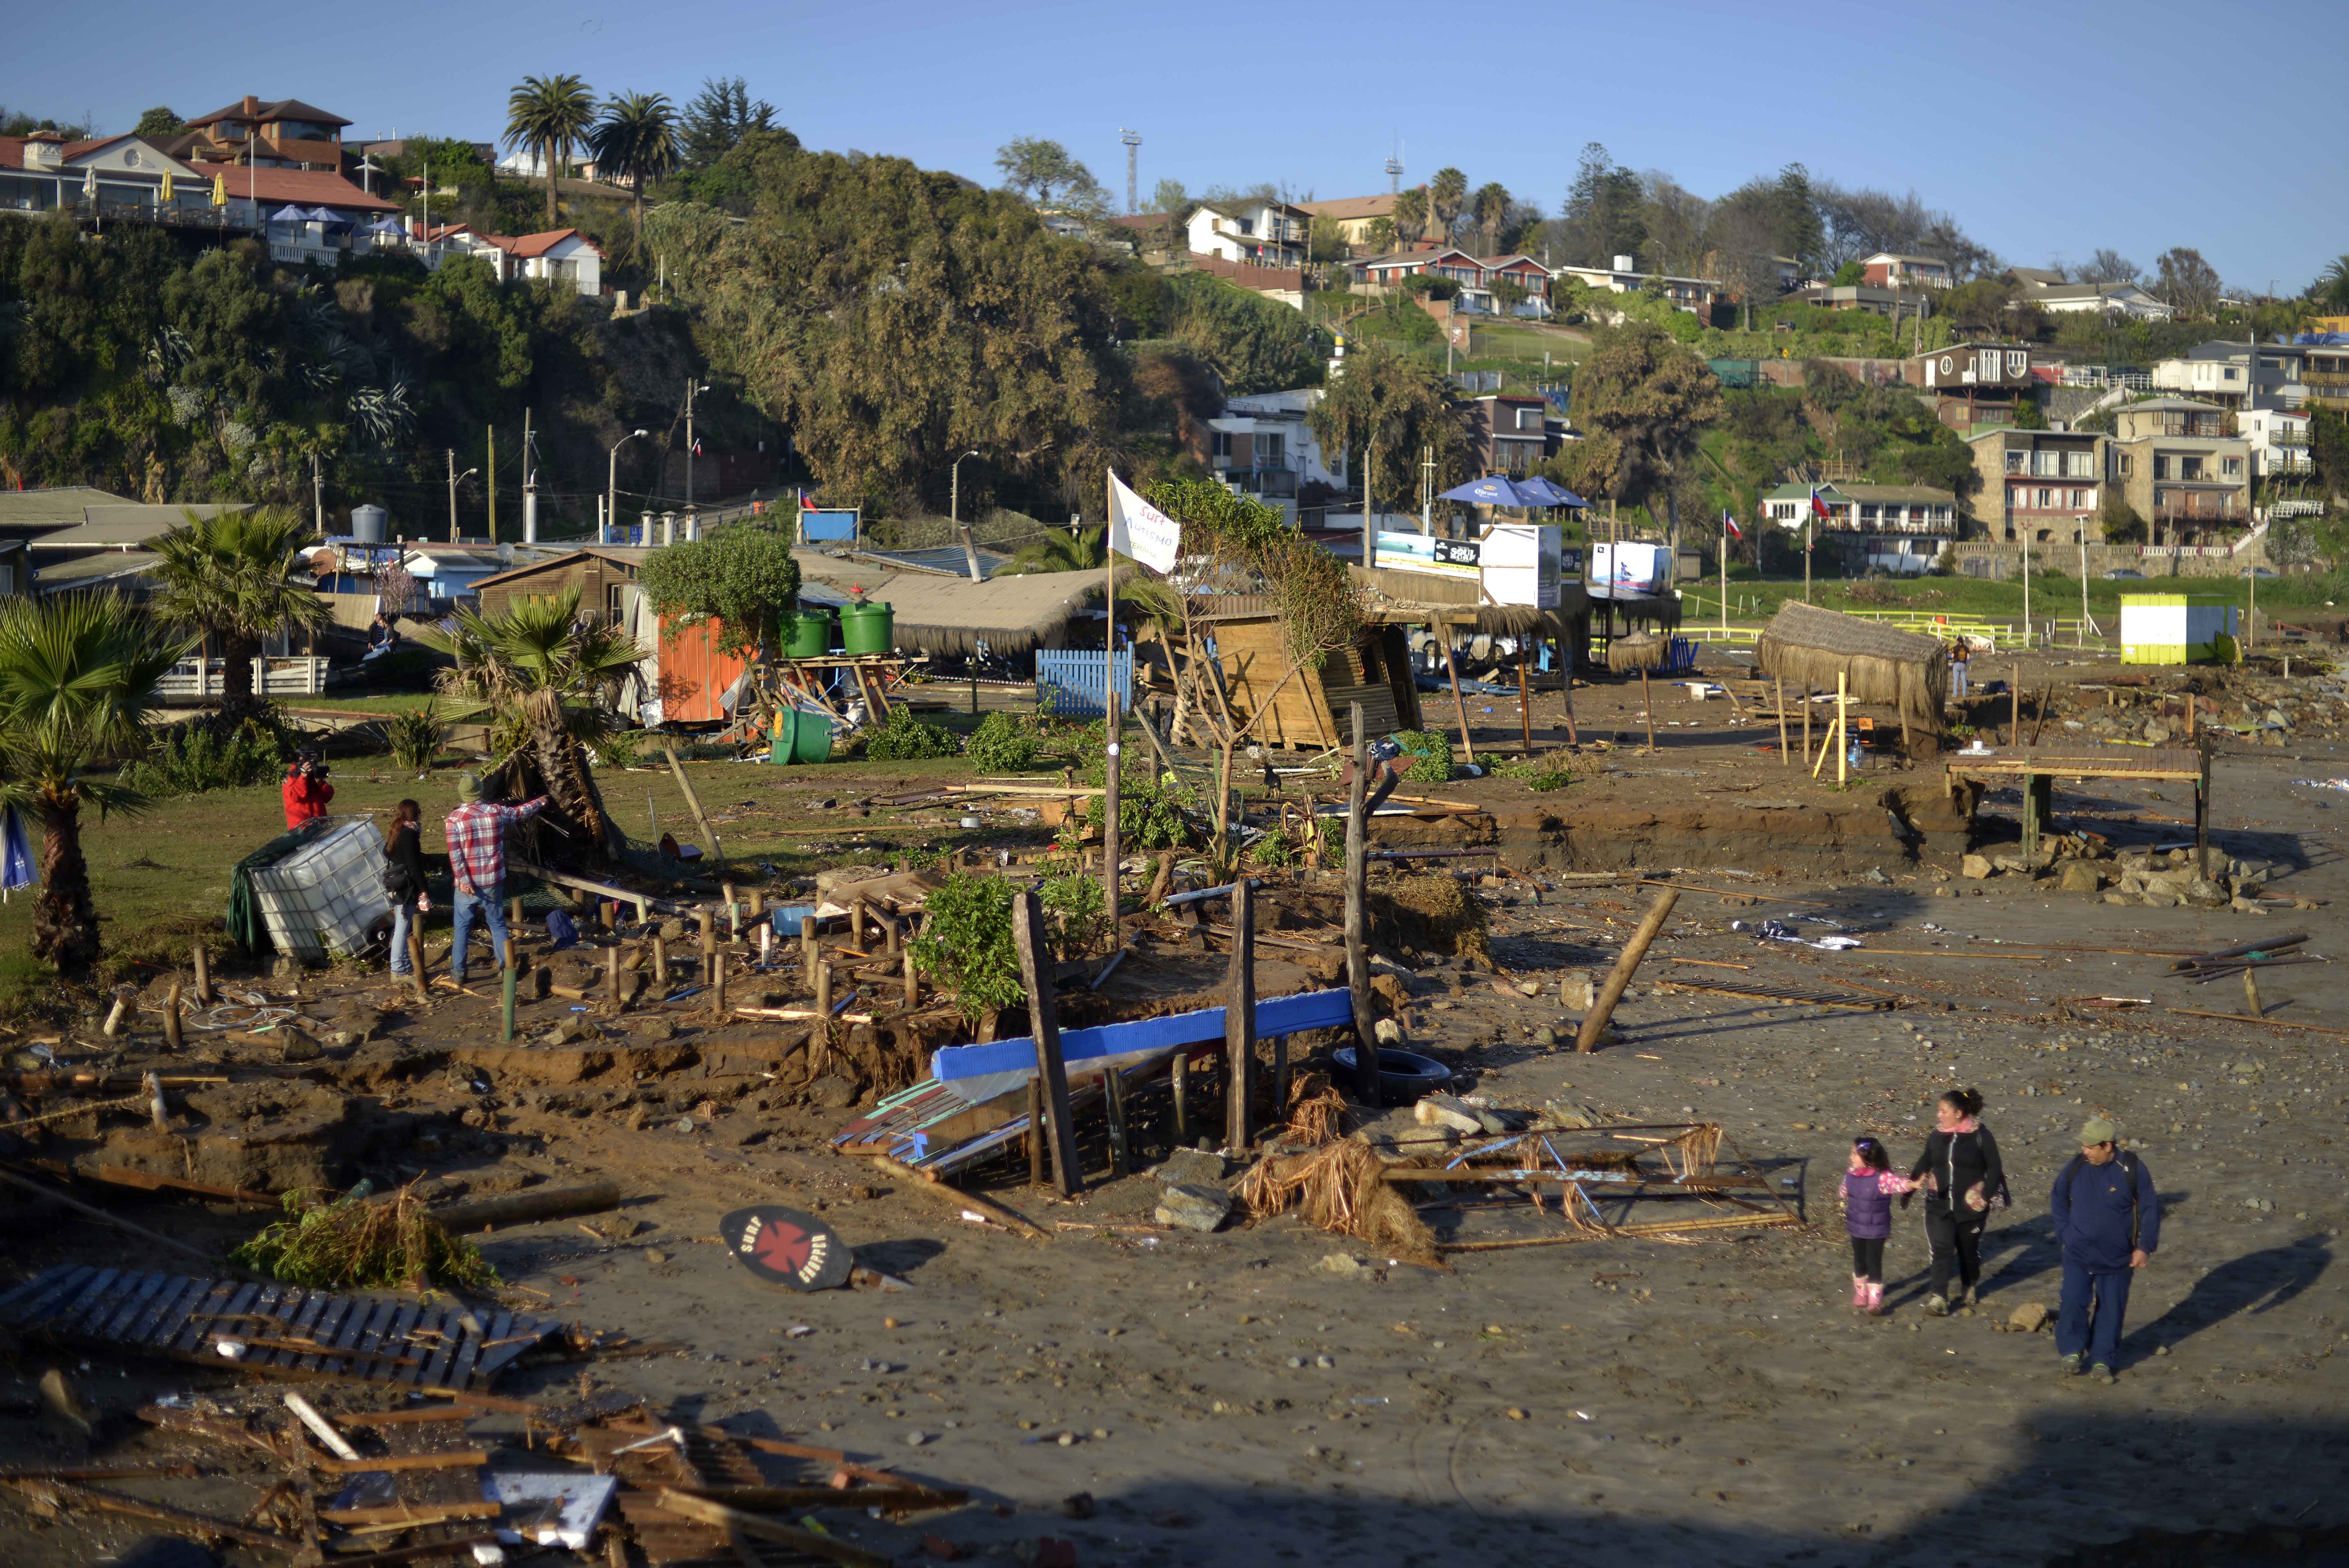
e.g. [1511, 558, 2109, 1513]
[1103, 1062, 1130, 1177]
[800, 914, 816, 975]
[813, 958, 831, 1034]
[1801, 682, 1812, 763]
[1103, 692, 1122, 955]
[605, 942, 622, 1010]
[407, 928, 428, 1005]
[1026, 1076, 1045, 1188]
[1576, 886, 1677, 1053]
[1516, 649, 1534, 755]
[191, 940, 213, 1005]
[884, 911, 899, 958]
[163, 980, 183, 1051]
[653, 933, 670, 993]
[1171, 1049, 1190, 1145]
[2010, 662, 2021, 746]
[1438, 628, 1478, 765]
[710, 955, 726, 1021]
[1344, 702, 1379, 1104]
[1638, 666, 1657, 755]
[500, 963, 517, 1042]
[901, 951, 917, 1010]
[1225, 877, 1257, 1152]
[1775, 675, 1789, 765]
[1012, 891, 1080, 1196]
[2242, 967, 2262, 1020]
[660, 743, 724, 865]
[699, 911, 717, 982]
[849, 898, 867, 955]
[722, 881, 739, 940]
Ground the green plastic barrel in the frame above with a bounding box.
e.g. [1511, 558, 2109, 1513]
[839, 600, 894, 656]
[768, 706, 833, 765]
[783, 606, 836, 659]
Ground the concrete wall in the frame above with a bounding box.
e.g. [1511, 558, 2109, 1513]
[1949, 537, 2268, 580]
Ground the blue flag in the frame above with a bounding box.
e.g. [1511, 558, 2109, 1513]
[1, 803, 34, 898]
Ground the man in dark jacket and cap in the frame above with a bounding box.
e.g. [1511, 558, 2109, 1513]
[2050, 1115, 2160, 1385]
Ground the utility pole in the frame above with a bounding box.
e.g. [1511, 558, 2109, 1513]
[522, 407, 537, 544]
[1119, 128, 1141, 215]
[951, 450, 982, 581]
[684, 380, 706, 507]
[447, 449, 459, 543]
[487, 424, 497, 544]
[311, 453, 324, 535]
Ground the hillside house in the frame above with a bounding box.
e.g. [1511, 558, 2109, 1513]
[1463, 395, 1558, 477]
[165, 96, 349, 171]
[1297, 192, 1401, 252]
[1904, 341, 2038, 429]
[1861, 253, 1953, 290]
[414, 223, 603, 296]
[2105, 398, 2251, 537]
[1964, 429, 2104, 541]
[1555, 256, 1725, 315]
[1187, 199, 1308, 269]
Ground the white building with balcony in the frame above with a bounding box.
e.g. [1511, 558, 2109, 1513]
[2239, 406, 2312, 479]
[1187, 199, 1309, 270]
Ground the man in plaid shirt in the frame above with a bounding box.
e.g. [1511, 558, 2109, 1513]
[443, 773, 549, 980]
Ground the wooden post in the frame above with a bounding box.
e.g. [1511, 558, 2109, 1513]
[2243, 967, 2262, 1020]
[605, 943, 622, 1009]
[1801, 682, 1812, 763]
[144, 1072, 168, 1133]
[1225, 877, 1257, 1152]
[2010, 663, 2021, 746]
[1102, 693, 1122, 956]
[1517, 650, 1534, 755]
[800, 914, 816, 975]
[507, 895, 522, 933]
[1026, 1076, 1045, 1188]
[191, 941, 213, 1005]
[710, 955, 726, 1020]
[884, 913, 899, 958]
[699, 912, 717, 982]
[1638, 667, 1657, 755]
[1576, 886, 1677, 1053]
[661, 743, 724, 865]
[901, 950, 918, 1009]
[1438, 627, 1478, 765]
[813, 959, 831, 1027]
[163, 980, 184, 1051]
[850, 898, 867, 954]
[500, 963, 517, 1043]
[1103, 1063, 1131, 1177]
[722, 881, 739, 940]
[1344, 702, 1379, 1104]
[1775, 675, 1789, 766]
[652, 933, 670, 993]
[1171, 1050, 1190, 1145]
[407, 928, 428, 1005]
[1012, 891, 1081, 1196]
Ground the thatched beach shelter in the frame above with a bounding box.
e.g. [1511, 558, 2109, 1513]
[1756, 600, 1949, 737]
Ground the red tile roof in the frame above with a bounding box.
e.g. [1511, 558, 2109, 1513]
[188, 97, 350, 129]
[1187, 253, 1303, 292]
[493, 228, 599, 259]
[188, 162, 397, 212]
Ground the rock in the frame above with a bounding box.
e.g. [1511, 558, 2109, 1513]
[1532, 1024, 1560, 1047]
[1317, 1253, 1372, 1277]
[1559, 972, 1598, 1010]
[2057, 861, 2101, 894]
[36, 1366, 97, 1445]
[321, 1029, 364, 1051]
[1862, 867, 1891, 885]
[905, 1430, 930, 1447]
[1373, 1017, 1409, 1048]
[1537, 1100, 1605, 1130]
[2007, 1302, 2050, 1333]
[1059, 1493, 1095, 1520]
[2102, 891, 2134, 906]
[2230, 896, 2268, 915]
[1514, 978, 1542, 997]
[1155, 1183, 1232, 1232]
[545, 1016, 594, 1045]
[808, 1075, 858, 1110]
[1156, 1146, 1226, 1186]
[1959, 854, 1992, 880]
[632, 1016, 677, 1042]
[277, 1034, 322, 1064]
[2185, 876, 2229, 908]
[1415, 1093, 1504, 1135]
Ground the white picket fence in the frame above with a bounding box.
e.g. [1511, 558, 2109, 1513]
[158, 657, 331, 699]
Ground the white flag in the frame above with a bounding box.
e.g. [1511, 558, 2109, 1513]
[1106, 471, 1181, 574]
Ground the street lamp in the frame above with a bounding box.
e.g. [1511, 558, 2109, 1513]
[950, 450, 982, 582]
[446, 459, 478, 543]
[609, 429, 648, 544]
[684, 381, 711, 507]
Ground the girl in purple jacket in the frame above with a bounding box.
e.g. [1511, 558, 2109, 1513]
[1841, 1137, 1918, 1315]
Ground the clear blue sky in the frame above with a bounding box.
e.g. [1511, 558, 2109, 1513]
[5, 0, 2339, 291]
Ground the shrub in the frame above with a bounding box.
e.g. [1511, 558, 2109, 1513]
[1498, 753, 1576, 791]
[964, 710, 1041, 773]
[909, 872, 1027, 1023]
[1251, 827, 1296, 868]
[119, 717, 289, 798]
[865, 705, 958, 761]
[1039, 869, 1105, 951]
[385, 701, 443, 771]
[1393, 728, 1454, 783]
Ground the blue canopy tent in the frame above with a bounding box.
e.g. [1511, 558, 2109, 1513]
[1515, 476, 1587, 509]
[267, 203, 308, 227]
[307, 205, 351, 229]
[1438, 475, 1538, 508]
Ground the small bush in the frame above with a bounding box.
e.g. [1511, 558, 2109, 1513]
[1498, 750, 1578, 792]
[385, 701, 444, 771]
[1393, 728, 1455, 783]
[965, 710, 1042, 773]
[1039, 869, 1105, 951]
[119, 717, 289, 798]
[590, 728, 644, 769]
[909, 872, 1027, 1022]
[1251, 827, 1296, 867]
[230, 1184, 497, 1291]
[866, 705, 958, 761]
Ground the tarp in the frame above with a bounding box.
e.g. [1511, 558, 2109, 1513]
[1438, 475, 1536, 507]
[1, 805, 33, 898]
[224, 820, 330, 954]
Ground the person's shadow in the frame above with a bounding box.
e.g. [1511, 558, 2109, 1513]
[2126, 1237, 2330, 1357]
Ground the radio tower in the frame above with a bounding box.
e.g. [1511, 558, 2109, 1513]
[1120, 128, 1143, 214]
[1384, 135, 1402, 195]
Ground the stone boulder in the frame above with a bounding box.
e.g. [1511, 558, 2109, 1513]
[1155, 1183, 1232, 1232]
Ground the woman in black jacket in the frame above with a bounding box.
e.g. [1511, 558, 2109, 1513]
[384, 799, 430, 975]
[1908, 1087, 2008, 1316]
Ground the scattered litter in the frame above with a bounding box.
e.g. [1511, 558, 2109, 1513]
[484, 1471, 619, 1551]
[1758, 919, 1864, 951]
[720, 1205, 853, 1291]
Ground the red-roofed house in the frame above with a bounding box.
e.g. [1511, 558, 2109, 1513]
[0, 132, 214, 223]
[170, 95, 350, 171]
[410, 222, 603, 296]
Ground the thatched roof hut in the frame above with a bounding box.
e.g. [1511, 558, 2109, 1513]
[1756, 601, 1949, 731]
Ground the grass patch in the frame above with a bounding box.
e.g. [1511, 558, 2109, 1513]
[231, 1184, 498, 1291]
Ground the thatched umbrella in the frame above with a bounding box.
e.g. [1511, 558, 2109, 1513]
[1606, 630, 1667, 673]
[1756, 601, 1950, 743]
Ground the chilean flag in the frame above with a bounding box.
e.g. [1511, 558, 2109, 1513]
[1809, 485, 1831, 520]
[1721, 509, 1742, 540]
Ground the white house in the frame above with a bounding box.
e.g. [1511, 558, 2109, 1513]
[2239, 406, 2312, 479]
[1555, 255, 1724, 314]
[414, 222, 602, 297]
[2023, 279, 2174, 321]
[1186, 199, 1308, 269]
[1860, 253, 1953, 289]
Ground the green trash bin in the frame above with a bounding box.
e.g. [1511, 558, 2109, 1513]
[767, 706, 834, 765]
[783, 606, 836, 660]
[840, 600, 894, 656]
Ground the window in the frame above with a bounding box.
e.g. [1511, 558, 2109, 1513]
[1210, 431, 1232, 459]
[2153, 456, 2169, 480]
[2118, 453, 2133, 476]
[2004, 451, 2025, 474]
[2066, 450, 2095, 478]
[2032, 450, 2060, 477]
[2222, 456, 2242, 476]
[2008, 351, 2028, 374]
[1261, 433, 1286, 467]
[2180, 456, 2204, 481]
[1515, 407, 1543, 431]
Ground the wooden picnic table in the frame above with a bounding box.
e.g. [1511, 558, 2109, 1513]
[1942, 742, 2209, 858]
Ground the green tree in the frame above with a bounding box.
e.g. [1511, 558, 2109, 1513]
[1558, 142, 1645, 267]
[1149, 178, 1194, 224]
[635, 515, 802, 658]
[1558, 321, 1724, 546]
[0, 592, 191, 972]
[1391, 187, 1428, 248]
[1306, 342, 1471, 510]
[679, 77, 773, 171]
[148, 507, 330, 727]
[434, 586, 642, 860]
[1363, 215, 1397, 254]
[587, 91, 680, 247]
[995, 137, 1093, 206]
[1007, 524, 1104, 574]
[132, 106, 185, 140]
[1428, 167, 1467, 239]
[1831, 259, 1865, 287]
[2154, 246, 2221, 320]
[1470, 181, 1510, 254]
[504, 73, 596, 227]
[1163, 272, 1325, 395]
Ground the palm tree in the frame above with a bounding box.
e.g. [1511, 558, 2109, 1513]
[1391, 187, 1428, 248]
[148, 507, 330, 729]
[0, 593, 192, 972]
[1471, 182, 1511, 255]
[433, 587, 642, 861]
[505, 74, 597, 228]
[586, 91, 680, 247]
[2319, 255, 2349, 312]
[1428, 167, 1467, 239]
[1008, 525, 1106, 574]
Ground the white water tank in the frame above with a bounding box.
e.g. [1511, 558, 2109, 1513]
[349, 504, 388, 542]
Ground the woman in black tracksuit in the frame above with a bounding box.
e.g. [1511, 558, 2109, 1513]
[1907, 1087, 2008, 1316]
